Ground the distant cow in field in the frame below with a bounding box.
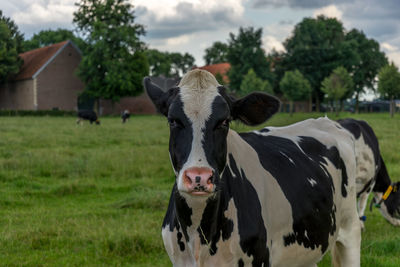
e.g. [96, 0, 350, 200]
[121, 110, 130, 123]
[77, 110, 100, 125]
[338, 118, 400, 226]
[145, 69, 360, 266]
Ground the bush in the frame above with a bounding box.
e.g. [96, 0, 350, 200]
[0, 110, 77, 116]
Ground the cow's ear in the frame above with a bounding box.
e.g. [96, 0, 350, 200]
[144, 77, 178, 116]
[231, 92, 280, 126]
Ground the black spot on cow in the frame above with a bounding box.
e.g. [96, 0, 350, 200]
[162, 184, 192, 242]
[177, 231, 185, 251]
[167, 95, 193, 173]
[197, 193, 234, 255]
[238, 258, 244, 267]
[174, 195, 193, 242]
[339, 158, 348, 197]
[239, 133, 340, 253]
[202, 95, 231, 175]
[221, 154, 270, 266]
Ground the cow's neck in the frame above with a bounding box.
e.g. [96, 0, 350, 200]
[175, 193, 208, 233]
[174, 183, 228, 259]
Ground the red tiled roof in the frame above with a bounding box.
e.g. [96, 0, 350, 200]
[13, 41, 69, 81]
[198, 62, 230, 76]
[197, 62, 231, 84]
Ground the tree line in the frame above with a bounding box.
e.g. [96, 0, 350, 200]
[204, 16, 399, 116]
[1, 1, 400, 116]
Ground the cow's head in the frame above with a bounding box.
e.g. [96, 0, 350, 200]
[144, 70, 280, 198]
[383, 182, 400, 221]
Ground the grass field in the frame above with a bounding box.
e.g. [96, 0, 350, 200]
[0, 113, 399, 266]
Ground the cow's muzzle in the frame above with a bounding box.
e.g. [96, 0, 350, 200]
[182, 167, 214, 196]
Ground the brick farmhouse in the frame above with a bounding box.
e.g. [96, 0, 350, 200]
[0, 40, 84, 111]
[0, 40, 178, 115]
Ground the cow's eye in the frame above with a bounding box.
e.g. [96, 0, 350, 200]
[216, 119, 230, 130]
[168, 118, 183, 128]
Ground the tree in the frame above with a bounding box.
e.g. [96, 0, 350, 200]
[145, 49, 195, 77]
[267, 49, 287, 94]
[378, 63, 400, 118]
[0, 14, 22, 85]
[283, 16, 358, 111]
[279, 69, 312, 115]
[203, 41, 228, 65]
[0, 10, 24, 53]
[321, 66, 353, 116]
[345, 29, 388, 113]
[73, 0, 148, 104]
[240, 68, 273, 97]
[145, 49, 172, 77]
[170, 52, 195, 76]
[215, 72, 225, 85]
[227, 27, 274, 93]
[23, 28, 87, 52]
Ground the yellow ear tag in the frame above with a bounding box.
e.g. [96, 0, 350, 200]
[382, 185, 393, 200]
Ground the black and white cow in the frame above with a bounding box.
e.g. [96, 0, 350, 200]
[144, 69, 361, 267]
[77, 110, 100, 125]
[122, 110, 130, 123]
[338, 118, 400, 226]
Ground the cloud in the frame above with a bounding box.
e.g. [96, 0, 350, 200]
[252, 0, 349, 9]
[13, 2, 75, 24]
[262, 23, 293, 53]
[381, 37, 400, 67]
[4, 0, 77, 37]
[313, 4, 342, 19]
[335, 0, 400, 66]
[387, 51, 400, 67]
[341, 0, 400, 20]
[147, 29, 235, 66]
[165, 35, 191, 46]
[381, 42, 398, 52]
[135, 0, 246, 39]
[263, 35, 285, 53]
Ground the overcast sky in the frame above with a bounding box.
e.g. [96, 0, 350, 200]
[1, 0, 400, 68]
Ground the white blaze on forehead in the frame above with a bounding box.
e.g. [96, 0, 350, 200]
[179, 70, 220, 123]
[177, 70, 220, 190]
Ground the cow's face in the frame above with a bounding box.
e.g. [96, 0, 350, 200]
[144, 70, 279, 198]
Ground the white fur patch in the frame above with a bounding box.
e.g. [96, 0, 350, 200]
[308, 178, 317, 187]
[176, 70, 221, 192]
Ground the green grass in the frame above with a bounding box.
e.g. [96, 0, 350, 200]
[0, 113, 399, 266]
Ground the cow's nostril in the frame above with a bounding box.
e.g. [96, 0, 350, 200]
[185, 175, 192, 184]
[207, 176, 213, 185]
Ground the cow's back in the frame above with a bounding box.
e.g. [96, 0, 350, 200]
[227, 117, 357, 266]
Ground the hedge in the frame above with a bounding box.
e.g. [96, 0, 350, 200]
[0, 110, 77, 116]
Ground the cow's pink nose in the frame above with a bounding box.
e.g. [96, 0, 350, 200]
[183, 167, 214, 194]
